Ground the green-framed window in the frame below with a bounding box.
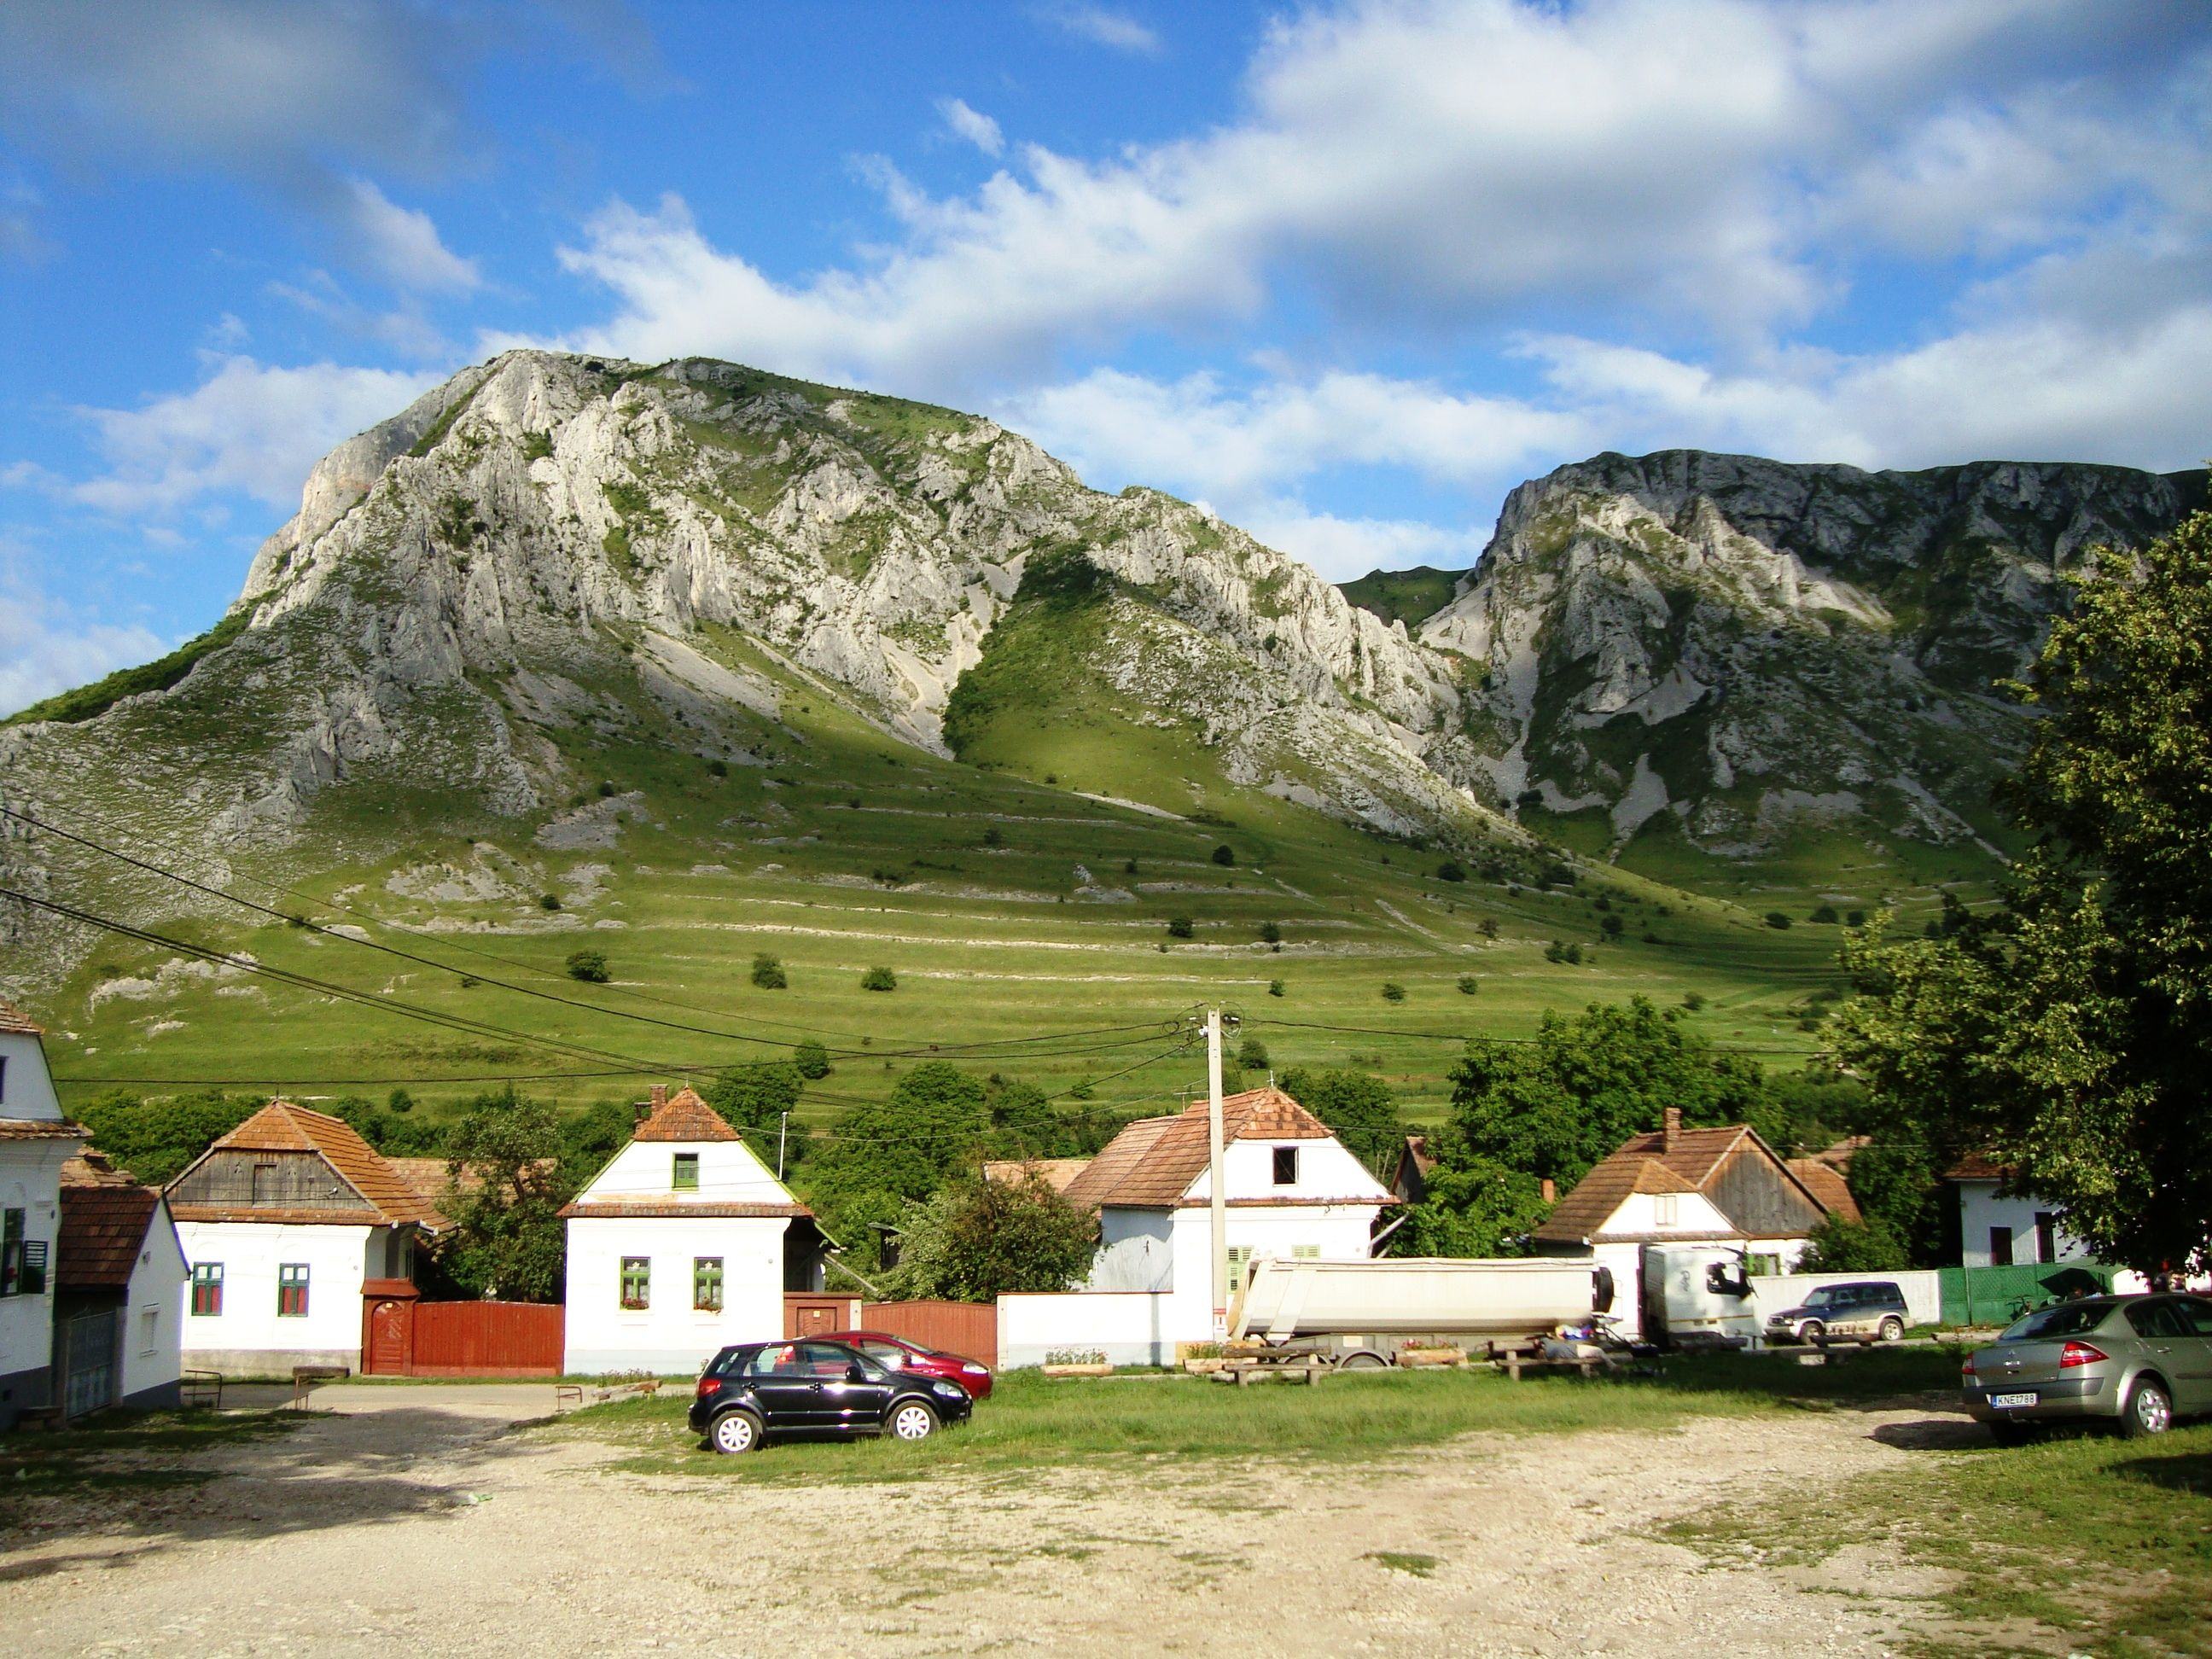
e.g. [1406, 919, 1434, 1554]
[694, 1257, 724, 1312]
[672, 1152, 700, 1190]
[620, 1256, 650, 1310]
[190, 1261, 223, 1316]
[277, 1263, 309, 1318]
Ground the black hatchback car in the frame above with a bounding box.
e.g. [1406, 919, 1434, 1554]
[689, 1338, 976, 1454]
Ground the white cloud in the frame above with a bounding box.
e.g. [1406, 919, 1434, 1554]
[1236, 504, 1487, 581]
[65, 356, 438, 515]
[0, 563, 171, 718]
[1042, 5, 1161, 55]
[937, 97, 1004, 158]
[341, 180, 480, 293]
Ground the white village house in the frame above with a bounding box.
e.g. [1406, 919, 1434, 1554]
[167, 1101, 445, 1374]
[1532, 1108, 1850, 1339]
[1947, 1153, 2092, 1269]
[55, 1150, 189, 1415]
[0, 1003, 84, 1427]
[560, 1085, 828, 1376]
[998, 1086, 1396, 1366]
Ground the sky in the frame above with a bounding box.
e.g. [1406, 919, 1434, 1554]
[2, 0, 2209, 716]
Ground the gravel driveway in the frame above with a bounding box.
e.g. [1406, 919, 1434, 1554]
[1, 1385, 1959, 1656]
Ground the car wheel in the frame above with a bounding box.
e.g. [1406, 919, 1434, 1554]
[889, 1401, 939, 1442]
[2122, 1377, 2174, 1439]
[1338, 1352, 1390, 1371]
[1877, 1316, 1904, 1344]
[1802, 1320, 1826, 1348]
[709, 1408, 764, 1455]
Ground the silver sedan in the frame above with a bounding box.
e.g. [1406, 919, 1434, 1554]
[1962, 1293, 2212, 1443]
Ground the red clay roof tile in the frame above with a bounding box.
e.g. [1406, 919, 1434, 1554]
[56, 1185, 162, 1289]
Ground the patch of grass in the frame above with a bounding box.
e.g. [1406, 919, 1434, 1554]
[1668, 1422, 2212, 1657]
[1365, 1550, 1441, 1577]
[551, 1350, 1965, 1487]
[0, 1408, 301, 1495]
[6, 608, 249, 726]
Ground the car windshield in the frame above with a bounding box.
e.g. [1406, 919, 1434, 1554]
[2000, 1302, 2110, 1342]
[1803, 1287, 1844, 1307]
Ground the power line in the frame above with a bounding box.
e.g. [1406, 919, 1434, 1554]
[0, 800, 1174, 1062]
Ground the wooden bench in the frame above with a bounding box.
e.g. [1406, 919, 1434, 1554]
[291, 1365, 350, 1409]
[1490, 1341, 1610, 1382]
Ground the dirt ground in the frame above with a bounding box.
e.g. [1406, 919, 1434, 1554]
[0, 1383, 1965, 1656]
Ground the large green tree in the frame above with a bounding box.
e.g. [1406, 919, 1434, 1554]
[439, 1086, 573, 1301]
[801, 1061, 992, 1248]
[1830, 510, 2212, 1272]
[880, 1173, 1096, 1301]
[701, 1062, 808, 1170]
[73, 1089, 260, 1185]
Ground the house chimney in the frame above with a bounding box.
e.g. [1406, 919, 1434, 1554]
[1540, 1177, 1556, 1204]
[635, 1082, 668, 1126]
[1663, 1106, 1682, 1150]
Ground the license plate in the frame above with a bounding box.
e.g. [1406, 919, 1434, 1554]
[1989, 1391, 2038, 1409]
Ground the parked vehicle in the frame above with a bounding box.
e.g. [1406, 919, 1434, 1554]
[690, 1339, 975, 1454]
[1230, 1255, 1614, 1366]
[1640, 1244, 1758, 1349]
[1763, 1280, 1910, 1347]
[822, 1328, 995, 1399]
[1962, 1294, 2212, 1442]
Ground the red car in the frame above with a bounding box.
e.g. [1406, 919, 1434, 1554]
[825, 1330, 994, 1400]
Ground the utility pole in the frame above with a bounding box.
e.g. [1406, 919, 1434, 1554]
[1207, 1006, 1228, 1341]
[777, 1110, 789, 1181]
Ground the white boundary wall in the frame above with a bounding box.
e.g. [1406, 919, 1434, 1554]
[999, 1291, 1174, 1369]
[1747, 1269, 1943, 1329]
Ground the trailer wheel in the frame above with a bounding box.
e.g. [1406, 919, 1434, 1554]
[1337, 1351, 1391, 1371]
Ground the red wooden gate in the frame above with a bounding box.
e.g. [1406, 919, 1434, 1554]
[407, 1301, 563, 1377]
[861, 1300, 997, 1370]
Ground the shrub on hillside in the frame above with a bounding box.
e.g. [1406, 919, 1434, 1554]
[1237, 1038, 1270, 1069]
[1380, 981, 1406, 1003]
[1457, 974, 1479, 995]
[1211, 844, 1236, 866]
[1267, 978, 1286, 998]
[751, 952, 789, 989]
[1436, 860, 1466, 882]
[860, 965, 897, 992]
[1258, 920, 1282, 945]
[1810, 904, 1840, 923]
[538, 893, 562, 911]
[1764, 911, 1793, 929]
[793, 1039, 831, 1080]
[1166, 917, 1194, 939]
[565, 949, 610, 983]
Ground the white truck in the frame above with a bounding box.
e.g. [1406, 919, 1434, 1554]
[1637, 1243, 1758, 1348]
[1229, 1255, 1615, 1367]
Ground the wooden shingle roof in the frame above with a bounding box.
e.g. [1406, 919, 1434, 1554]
[1534, 1118, 1837, 1245]
[1061, 1087, 1340, 1210]
[56, 1185, 163, 1289]
[1786, 1158, 1863, 1225]
[0, 1001, 44, 1035]
[171, 1101, 445, 1228]
[981, 1157, 1092, 1194]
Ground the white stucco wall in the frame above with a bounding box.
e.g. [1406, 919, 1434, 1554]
[1186, 1136, 1392, 1204]
[1602, 1190, 1735, 1237]
[585, 1135, 794, 1205]
[1956, 1180, 2088, 1268]
[1748, 1269, 1943, 1330]
[178, 1220, 381, 1371]
[562, 1214, 789, 1375]
[0, 1138, 73, 1414]
[122, 1201, 189, 1405]
[0, 1031, 63, 1121]
[999, 1291, 1174, 1368]
[1090, 1208, 1174, 1291]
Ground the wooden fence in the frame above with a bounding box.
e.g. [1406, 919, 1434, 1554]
[407, 1301, 564, 1377]
[861, 1300, 998, 1370]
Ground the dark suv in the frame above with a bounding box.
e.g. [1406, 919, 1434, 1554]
[1763, 1280, 1911, 1347]
[689, 1339, 976, 1454]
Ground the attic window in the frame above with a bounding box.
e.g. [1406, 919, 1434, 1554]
[1272, 1146, 1298, 1186]
[1654, 1194, 1679, 1225]
[672, 1153, 700, 1191]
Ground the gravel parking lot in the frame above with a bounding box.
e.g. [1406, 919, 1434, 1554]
[1, 1382, 1957, 1656]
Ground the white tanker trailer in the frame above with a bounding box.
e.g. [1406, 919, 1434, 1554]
[1229, 1255, 1615, 1366]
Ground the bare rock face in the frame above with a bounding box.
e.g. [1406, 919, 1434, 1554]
[1420, 449, 2204, 854]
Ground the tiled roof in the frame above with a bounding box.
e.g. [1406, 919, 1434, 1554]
[982, 1157, 1092, 1194]
[0, 1001, 44, 1035]
[62, 1149, 138, 1187]
[1062, 1088, 1341, 1210]
[171, 1205, 391, 1225]
[185, 1101, 445, 1228]
[56, 1185, 162, 1289]
[632, 1086, 741, 1143]
[0, 1117, 86, 1140]
[1787, 1158, 1863, 1225]
[1534, 1120, 1836, 1245]
[1947, 1152, 2010, 1181]
[556, 1198, 812, 1220]
[387, 1155, 558, 1212]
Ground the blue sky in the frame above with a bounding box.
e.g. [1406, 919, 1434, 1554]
[3, 0, 2209, 714]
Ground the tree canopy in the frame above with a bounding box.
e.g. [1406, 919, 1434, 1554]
[1829, 510, 2212, 1272]
[437, 1086, 573, 1302]
[878, 1173, 1096, 1302]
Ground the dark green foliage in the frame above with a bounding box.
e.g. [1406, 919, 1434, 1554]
[1478, 918, 1500, 940]
[982, 825, 1004, 847]
[597, 779, 617, 797]
[1279, 1066, 1402, 1175]
[792, 1039, 830, 1079]
[73, 1089, 261, 1185]
[701, 1063, 806, 1166]
[1380, 981, 1406, 1002]
[803, 1062, 990, 1243]
[1436, 860, 1467, 882]
[1810, 904, 1840, 923]
[859, 965, 898, 992]
[565, 949, 610, 983]
[438, 1086, 573, 1301]
[1457, 975, 1479, 995]
[328, 1096, 446, 1155]
[1543, 940, 1584, 964]
[1391, 1153, 1551, 1258]
[1212, 844, 1236, 866]
[1764, 911, 1793, 929]
[751, 952, 789, 989]
[556, 1099, 635, 1187]
[1166, 917, 1194, 939]
[1600, 913, 1625, 936]
[1236, 1038, 1270, 1069]
[4, 609, 248, 728]
[1267, 978, 1286, 998]
[1846, 909, 1867, 927]
[1259, 921, 1282, 945]
[1796, 1215, 1908, 1273]
[1682, 991, 1708, 1011]
[538, 893, 562, 911]
[520, 430, 554, 462]
[387, 1089, 415, 1114]
[879, 1173, 1096, 1301]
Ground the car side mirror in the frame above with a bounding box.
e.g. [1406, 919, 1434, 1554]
[847, 1362, 870, 1383]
